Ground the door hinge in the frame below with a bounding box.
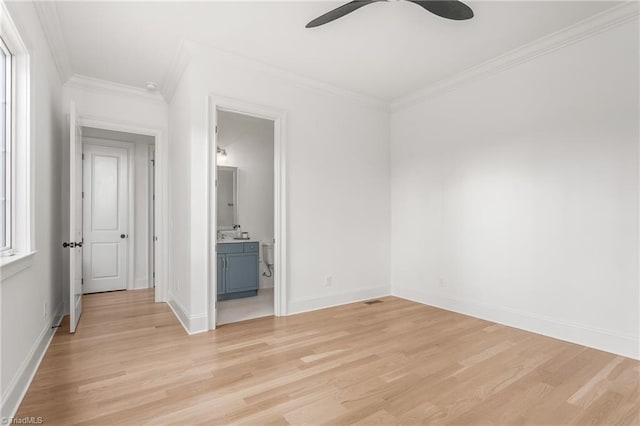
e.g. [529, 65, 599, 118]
[151, 159, 155, 166]
[81, 278, 84, 285]
[82, 153, 85, 160]
[82, 191, 84, 199]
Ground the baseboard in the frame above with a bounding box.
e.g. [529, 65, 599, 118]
[166, 294, 208, 335]
[288, 286, 391, 315]
[392, 285, 640, 360]
[166, 296, 190, 334]
[1, 304, 64, 419]
[189, 314, 208, 334]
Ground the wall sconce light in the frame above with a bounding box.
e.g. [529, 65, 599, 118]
[216, 147, 227, 157]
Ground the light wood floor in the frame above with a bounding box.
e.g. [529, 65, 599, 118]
[16, 289, 639, 425]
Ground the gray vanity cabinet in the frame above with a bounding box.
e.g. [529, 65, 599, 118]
[217, 242, 259, 300]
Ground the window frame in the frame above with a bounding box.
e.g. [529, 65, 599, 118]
[1, 34, 14, 255]
[0, 2, 34, 275]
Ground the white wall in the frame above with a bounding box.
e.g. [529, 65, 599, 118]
[166, 64, 194, 329]
[217, 110, 275, 288]
[0, 1, 63, 417]
[63, 78, 168, 131]
[167, 44, 391, 331]
[390, 20, 639, 359]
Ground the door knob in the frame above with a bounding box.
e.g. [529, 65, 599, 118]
[120, 234, 128, 239]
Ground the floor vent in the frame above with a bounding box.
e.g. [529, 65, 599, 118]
[364, 300, 383, 305]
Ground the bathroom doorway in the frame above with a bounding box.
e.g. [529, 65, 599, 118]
[212, 101, 284, 326]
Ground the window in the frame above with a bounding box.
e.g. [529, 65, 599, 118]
[0, 3, 33, 274]
[0, 36, 12, 253]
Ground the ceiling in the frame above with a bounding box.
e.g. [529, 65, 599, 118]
[50, 1, 618, 102]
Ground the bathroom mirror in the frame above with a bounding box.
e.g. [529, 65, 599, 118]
[217, 166, 238, 230]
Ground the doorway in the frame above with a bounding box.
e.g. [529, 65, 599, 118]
[66, 102, 168, 333]
[210, 96, 287, 329]
[80, 127, 156, 295]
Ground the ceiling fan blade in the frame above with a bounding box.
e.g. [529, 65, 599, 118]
[408, 0, 474, 20]
[306, 0, 382, 28]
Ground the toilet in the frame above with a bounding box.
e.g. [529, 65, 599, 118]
[262, 243, 274, 268]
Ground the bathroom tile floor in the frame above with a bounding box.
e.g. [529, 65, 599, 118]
[216, 287, 274, 325]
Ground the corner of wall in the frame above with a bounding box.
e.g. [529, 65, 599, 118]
[288, 286, 391, 316]
[392, 285, 640, 360]
[166, 292, 208, 335]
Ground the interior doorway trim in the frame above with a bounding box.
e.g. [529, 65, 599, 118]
[208, 95, 288, 329]
[76, 114, 169, 303]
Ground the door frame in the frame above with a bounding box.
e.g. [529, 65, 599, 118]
[208, 95, 288, 330]
[76, 114, 169, 303]
[81, 139, 134, 292]
[148, 144, 155, 288]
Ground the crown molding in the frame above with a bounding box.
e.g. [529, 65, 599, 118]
[33, 1, 72, 83]
[392, 1, 640, 112]
[188, 40, 390, 112]
[65, 74, 166, 104]
[161, 41, 193, 103]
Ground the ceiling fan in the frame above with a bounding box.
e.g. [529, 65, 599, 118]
[306, 0, 474, 28]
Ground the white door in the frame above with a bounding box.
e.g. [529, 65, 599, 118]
[82, 143, 129, 293]
[69, 102, 83, 333]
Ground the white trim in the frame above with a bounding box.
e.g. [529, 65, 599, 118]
[65, 75, 165, 104]
[167, 296, 190, 333]
[0, 34, 13, 254]
[167, 294, 209, 335]
[392, 1, 640, 111]
[81, 138, 135, 292]
[32, 1, 72, 83]
[75, 115, 168, 303]
[148, 144, 155, 289]
[209, 95, 288, 330]
[638, 9, 640, 367]
[288, 286, 390, 316]
[392, 285, 640, 360]
[0, 303, 63, 419]
[188, 41, 388, 112]
[0, 250, 36, 280]
[0, 0, 34, 259]
[160, 40, 192, 103]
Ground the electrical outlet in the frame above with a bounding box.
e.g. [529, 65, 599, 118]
[439, 277, 446, 288]
[325, 276, 333, 287]
[43, 302, 48, 319]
